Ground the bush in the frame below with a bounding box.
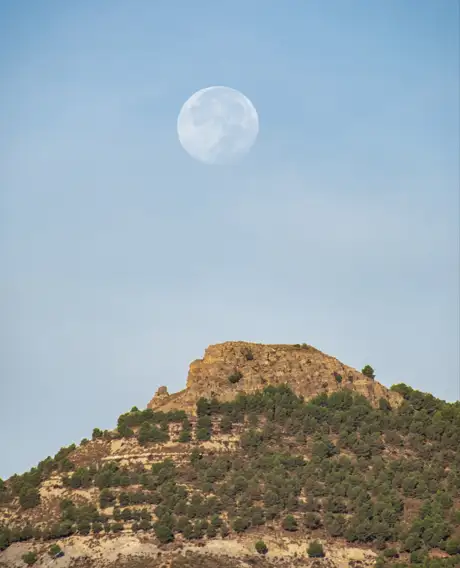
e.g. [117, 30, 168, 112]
[383, 547, 399, 558]
[232, 517, 250, 533]
[307, 541, 325, 558]
[334, 372, 343, 384]
[154, 523, 174, 544]
[196, 428, 211, 441]
[99, 488, 116, 508]
[243, 349, 254, 361]
[361, 365, 375, 379]
[92, 428, 103, 440]
[22, 552, 38, 565]
[304, 512, 321, 530]
[77, 520, 91, 535]
[445, 538, 460, 555]
[92, 522, 103, 534]
[19, 487, 40, 509]
[48, 544, 62, 558]
[228, 371, 243, 384]
[178, 429, 192, 443]
[255, 540, 268, 554]
[282, 514, 298, 531]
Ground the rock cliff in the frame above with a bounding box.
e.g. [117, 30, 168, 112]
[148, 341, 401, 413]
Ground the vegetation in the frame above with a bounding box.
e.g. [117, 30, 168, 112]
[361, 365, 376, 379]
[22, 552, 37, 565]
[1, 381, 460, 567]
[255, 540, 268, 554]
[228, 371, 243, 384]
[48, 544, 63, 557]
[307, 541, 325, 558]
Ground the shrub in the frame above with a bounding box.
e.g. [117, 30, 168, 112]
[232, 517, 250, 533]
[92, 428, 103, 440]
[307, 541, 325, 558]
[154, 523, 174, 544]
[220, 415, 233, 433]
[92, 522, 103, 534]
[243, 349, 254, 361]
[445, 538, 460, 555]
[178, 430, 192, 443]
[361, 365, 375, 379]
[139, 519, 151, 531]
[196, 428, 211, 441]
[282, 515, 298, 531]
[48, 544, 62, 558]
[334, 372, 343, 384]
[255, 540, 268, 554]
[22, 552, 37, 565]
[228, 371, 243, 384]
[19, 487, 40, 509]
[304, 512, 321, 530]
[77, 520, 91, 535]
[99, 489, 116, 508]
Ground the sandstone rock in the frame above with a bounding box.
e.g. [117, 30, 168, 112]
[147, 341, 401, 414]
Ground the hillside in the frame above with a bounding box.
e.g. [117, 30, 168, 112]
[1, 342, 460, 568]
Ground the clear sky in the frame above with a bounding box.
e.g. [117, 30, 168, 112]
[1, 0, 459, 479]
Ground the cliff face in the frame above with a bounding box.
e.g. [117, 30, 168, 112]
[148, 341, 401, 413]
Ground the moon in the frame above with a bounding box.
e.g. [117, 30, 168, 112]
[177, 86, 259, 165]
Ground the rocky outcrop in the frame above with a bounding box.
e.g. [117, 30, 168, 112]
[147, 341, 401, 414]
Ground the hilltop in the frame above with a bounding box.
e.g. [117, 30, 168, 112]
[147, 342, 402, 414]
[1, 342, 460, 568]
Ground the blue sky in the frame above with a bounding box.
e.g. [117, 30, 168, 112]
[1, 0, 458, 479]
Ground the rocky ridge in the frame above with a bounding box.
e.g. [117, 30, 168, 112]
[148, 341, 401, 414]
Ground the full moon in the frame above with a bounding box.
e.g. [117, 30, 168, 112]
[177, 86, 259, 165]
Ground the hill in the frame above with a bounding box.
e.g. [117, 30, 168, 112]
[1, 342, 460, 568]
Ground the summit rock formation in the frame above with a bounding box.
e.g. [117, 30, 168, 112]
[148, 341, 401, 414]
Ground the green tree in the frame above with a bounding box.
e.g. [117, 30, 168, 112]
[92, 428, 103, 440]
[22, 552, 38, 565]
[232, 517, 250, 533]
[77, 520, 91, 535]
[48, 544, 62, 558]
[361, 365, 375, 379]
[282, 514, 298, 531]
[304, 512, 322, 530]
[178, 429, 192, 443]
[307, 541, 325, 558]
[196, 428, 211, 441]
[154, 523, 174, 544]
[99, 488, 116, 508]
[255, 540, 268, 554]
[19, 487, 40, 509]
[228, 371, 243, 384]
[445, 538, 460, 555]
[92, 522, 103, 534]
